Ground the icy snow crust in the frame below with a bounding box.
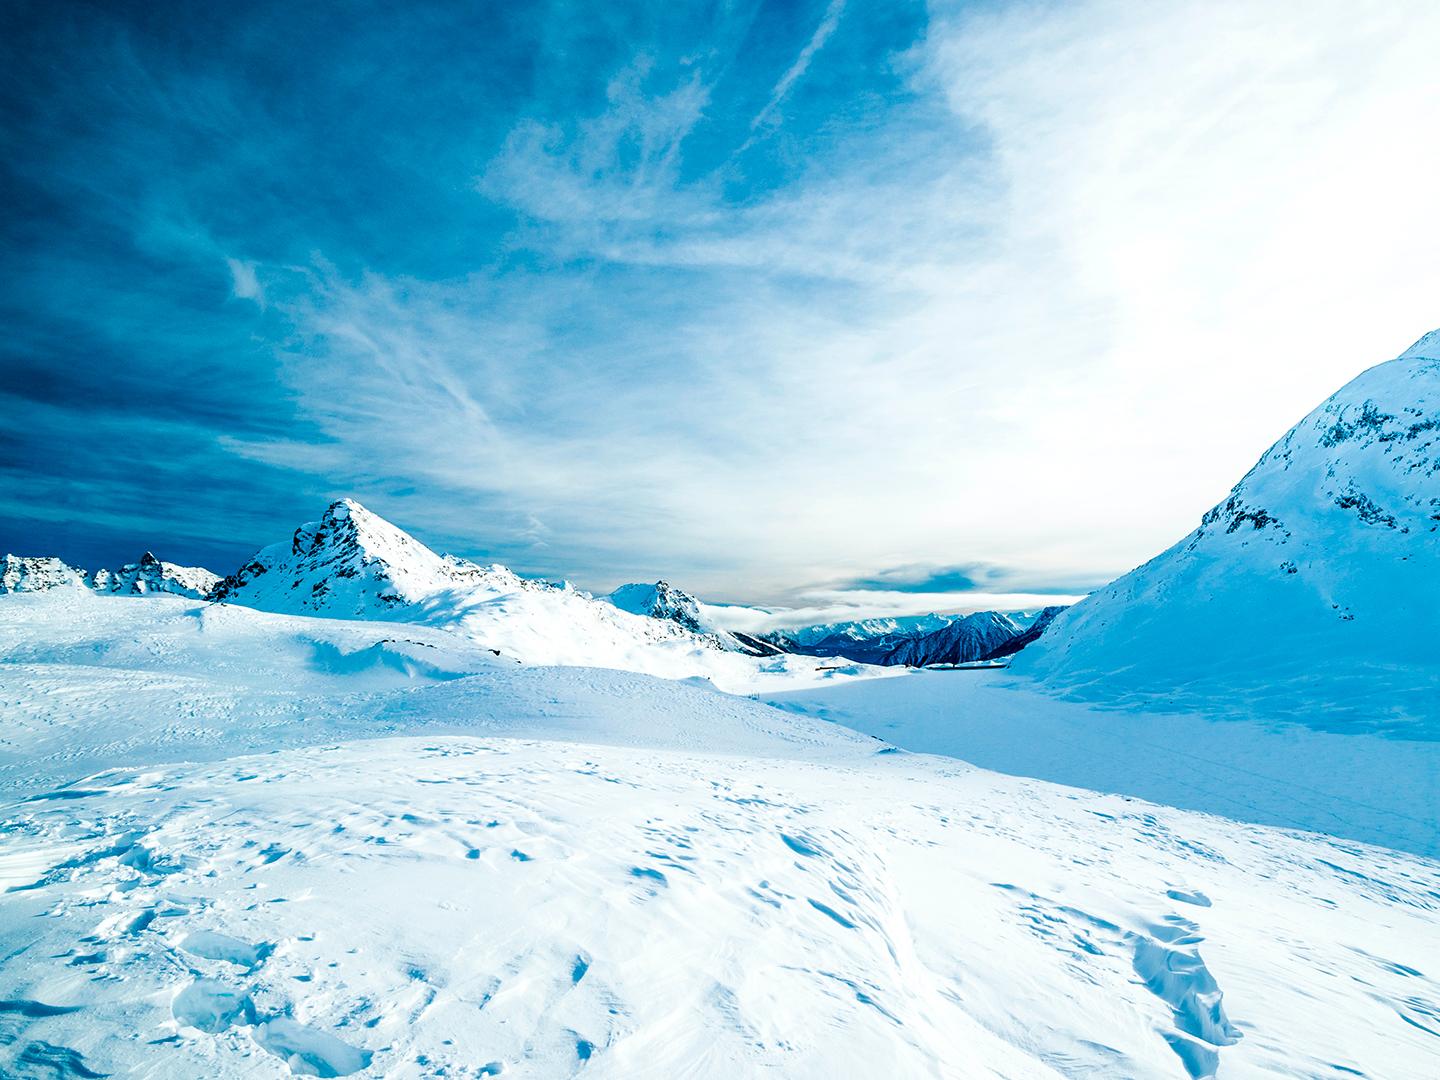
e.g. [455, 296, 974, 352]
[1017, 348, 1440, 732]
[2, 593, 1439, 1078]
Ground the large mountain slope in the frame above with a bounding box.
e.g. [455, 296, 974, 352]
[1016, 332, 1440, 731]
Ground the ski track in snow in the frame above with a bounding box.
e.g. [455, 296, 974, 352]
[1, 595, 1439, 1077]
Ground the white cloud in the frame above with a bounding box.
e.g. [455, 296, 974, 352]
[244, 0, 1440, 606]
[226, 257, 264, 305]
[746, 0, 847, 135]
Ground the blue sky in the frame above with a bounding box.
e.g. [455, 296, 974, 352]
[4, 0, 1439, 616]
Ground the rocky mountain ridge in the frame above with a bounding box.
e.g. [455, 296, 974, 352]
[1017, 330, 1440, 730]
[0, 551, 218, 599]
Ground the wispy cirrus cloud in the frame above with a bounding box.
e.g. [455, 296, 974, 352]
[5, 0, 1439, 613]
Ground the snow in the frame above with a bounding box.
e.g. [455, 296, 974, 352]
[765, 668, 1440, 859]
[0, 554, 87, 593]
[89, 551, 220, 599]
[2, 592, 1439, 1078]
[1016, 344, 1440, 732]
[4, 340, 1440, 1077]
[204, 500, 876, 693]
[883, 610, 1022, 667]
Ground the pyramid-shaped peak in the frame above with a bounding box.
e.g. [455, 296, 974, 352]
[299, 499, 433, 562]
[215, 498, 493, 617]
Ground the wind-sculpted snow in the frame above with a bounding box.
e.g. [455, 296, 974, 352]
[1018, 334, 1440, 732]
[4, 737, 1438, 1078]
[1, 593, 1438, 1077]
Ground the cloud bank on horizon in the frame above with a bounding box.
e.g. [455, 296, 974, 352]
[2, 0, 1438, 615]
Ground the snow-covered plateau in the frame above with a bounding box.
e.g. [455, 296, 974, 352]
[1, 591, 1438, 1079]
[2, 333, 1439, 1078]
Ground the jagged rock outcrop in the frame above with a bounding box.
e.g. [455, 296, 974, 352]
[609, 581, 706, 633]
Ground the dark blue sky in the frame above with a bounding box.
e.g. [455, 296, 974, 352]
[2, 0, 951, 588]
[4, 0, 1432, 612]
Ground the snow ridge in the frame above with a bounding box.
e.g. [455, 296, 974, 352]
[1019, 336, 1440, 731]
[0, 552, 218, 599]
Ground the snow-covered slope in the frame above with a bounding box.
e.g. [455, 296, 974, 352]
[90, 551, 220, 599]
[0, 554, 87, 593]
[210, 500, 865, 691]
[884, 611, 1022, 667]
[1017, 333, 1440, 732]
[1, 593, 1437, 1078]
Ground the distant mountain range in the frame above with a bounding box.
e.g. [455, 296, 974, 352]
[1, 551, 217, 599]
[0, 507, 1067, 668]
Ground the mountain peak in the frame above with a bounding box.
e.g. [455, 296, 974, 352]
[1400, 327, 1440, 360]
[213, 499, 487, 617]
[91, 552, 219, 598]
[609, 580, 705, 633]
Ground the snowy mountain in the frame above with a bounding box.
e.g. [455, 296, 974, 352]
[982, 604, 1068, 660]
[0, 554, 87, 593]
[208, 500, 838, 685]
[89, 551, 220, 599]
[1017, 331, 1440, 730]
[607, 580, 788, 657]
[210, 498, 498, 616]
[883, 610, 1022, 666]
[608, 580, 706, 632]
[0, 552, 218, 599]
[763, 613, 957, 664]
